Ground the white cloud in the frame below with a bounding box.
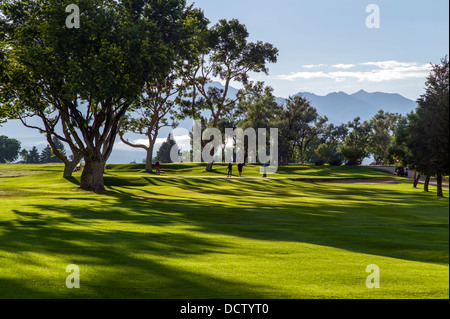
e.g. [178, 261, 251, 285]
[302, 64, 326, 69]
[331, 64, 355, 69]
[276, 61, 431, 83]
[276, 71, 328, 81]
[360, 61, 417, 69]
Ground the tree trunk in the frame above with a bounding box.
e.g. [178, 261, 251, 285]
[45, 133, 82, 179]
[205, 146, 215, 172]
[437, 175, 443, 197]
[205, 162, 214, 172]
[424, 175, 430, 192]
[80, 158, 106, 193]
[63, 152, 83, 178]
[145, 146, 153, 172]
[413, 171, 421, 188]
[63, 161, 79, 178]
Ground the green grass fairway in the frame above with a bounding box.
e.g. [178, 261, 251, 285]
[0, 163, 448, 299]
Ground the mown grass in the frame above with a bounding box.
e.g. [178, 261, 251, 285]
[105, 162, 393, 178]
[0, 163, 448, 299]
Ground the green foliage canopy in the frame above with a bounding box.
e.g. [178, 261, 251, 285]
[0, 0, 205, 191]
[0, 135, 20, 163]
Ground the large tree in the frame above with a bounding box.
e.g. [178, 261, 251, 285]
[181, 18, 278, 171]
[0, 0, 203, 192]
[387, 115, 413, 167]
[283, 95, 328, 163]
[119, 10, 207, 173]
[40, 145, 54, 164]
[387, 113, 427, 188]
[119, 72, 186, 172]
[369, 110, 401, 165]
[26, 146, 40, 164]
[234, 86, 283, 163]
[237, 87, 281, 133]
[155, 134, 179, 164]
[340, 117, 372, 165]
[0, 1, 82, 176]
[315, 123, 348, 165]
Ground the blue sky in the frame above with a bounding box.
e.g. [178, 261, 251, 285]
[191, 0, 449, 100]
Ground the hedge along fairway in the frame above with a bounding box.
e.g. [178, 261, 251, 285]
[0, 164, 448, 298]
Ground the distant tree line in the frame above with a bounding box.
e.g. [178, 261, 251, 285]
[0, 136, 67, 164]
[221, 89, 404, 168]
[387, 57, 449, 197]
[20, 137, 67, 164]
[154, 57, 449, 198]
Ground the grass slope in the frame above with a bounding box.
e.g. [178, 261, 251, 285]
[0, 163, 448, 298]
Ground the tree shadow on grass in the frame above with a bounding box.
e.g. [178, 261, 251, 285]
[64, 176, 80, 186]
[1, 176, 448, 298]
[0, 204, 269, 298]
[104, 178, 449, 266]
[30, 178, 450, 266]
[275, 165, 391, 178]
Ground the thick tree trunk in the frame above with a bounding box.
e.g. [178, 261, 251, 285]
[63, 152, 83, 178]
[436, 175, 443, 197]
[63, 161, 78, 178]
[45, 133, 82, 179]
[424, 175, 430, 192]
[80, 159, 106, 193]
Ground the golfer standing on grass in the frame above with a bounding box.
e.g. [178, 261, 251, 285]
[155, 161, 160, 175]
[238, 163, 243, 177]
[227, 163, 233, 177]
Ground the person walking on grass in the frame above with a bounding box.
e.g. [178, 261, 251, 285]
[227, 163, 233, 177]
[155, 161, 160, 175]
[237, 163, 243, 177]
[263, 162, 267, 178]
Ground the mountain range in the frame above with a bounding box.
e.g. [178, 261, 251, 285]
[292, 90, 417, 124]
[0, 82, 418, 164]
[204, 82, 417, 124]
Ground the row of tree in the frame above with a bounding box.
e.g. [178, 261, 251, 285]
[236, 58, 449, 197]
[0, 1, 448, 196]
[152, 57, 449, 197]
[387, 58, 449, 197]
[0, 135, 66, 164]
